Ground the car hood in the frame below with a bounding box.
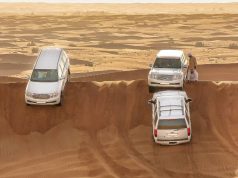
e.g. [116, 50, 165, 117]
[26, 81, 59, 94]
[150, 68, 182, 75]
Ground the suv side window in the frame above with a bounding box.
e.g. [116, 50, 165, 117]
[58, 63, 63, 78]
[182, 54, 187, 66]
[186, 110, 190, 124]
[184, 54, 188, 65]
[154, 101, 158, 125]
[63, 51, 68, 64]
[185, 103, 190, 124]
[59, 56, 65, 72]
[181, 55, 184, 64]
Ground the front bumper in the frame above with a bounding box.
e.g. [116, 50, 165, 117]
[154, 137, 191, 145]
[148, 78, 183, 88]
[25, 95, 60, 105]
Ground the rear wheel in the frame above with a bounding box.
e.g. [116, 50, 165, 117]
[151, 134, 155, 143]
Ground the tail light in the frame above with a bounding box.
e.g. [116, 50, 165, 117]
[154, 129, 158, 137]
[187, 128, 191, 136]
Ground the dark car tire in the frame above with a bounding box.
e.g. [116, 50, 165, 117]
[149, 86, 154, 93]
[58, 92, 64, 106]
[67, 69, 71, 82]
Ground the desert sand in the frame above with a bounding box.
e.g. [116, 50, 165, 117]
[1, 4, 238, 78]
[1, 3, 238, 178]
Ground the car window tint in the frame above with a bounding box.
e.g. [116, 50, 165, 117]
[31, 69, 58, 82]
[186, 111, 190, 124]
[158, 119, 187, 129]
[58, 65, 62, 77]
[153, 58, 181, 69]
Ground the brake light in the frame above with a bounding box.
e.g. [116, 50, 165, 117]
[187, 128, 191, 136]
[154, 129, 158, 137]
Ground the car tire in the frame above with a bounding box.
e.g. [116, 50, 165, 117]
[58, 92, 64, 106]
[67, 69, 71, 82]
[149, 86, 154, 93]
[151, 134, 156, 143]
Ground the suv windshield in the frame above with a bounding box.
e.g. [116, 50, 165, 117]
[158, 119, 187, 129]
[153, 58, 181, 69]
[31, 69, 58, 82]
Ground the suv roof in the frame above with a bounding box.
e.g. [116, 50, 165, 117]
[154, 91, 186, 119]
[159, 96, 184, 119]
[154, 90, 186, 98]
[156, 50, 183, 58]
[35, 47, 63, 69]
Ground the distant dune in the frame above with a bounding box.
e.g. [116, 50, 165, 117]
[1, 3, 238, 14]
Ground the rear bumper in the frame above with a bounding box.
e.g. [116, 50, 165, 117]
[148, 78, 183, 88]
[155, 137, 191, 145]
[25, 95, 60, 105]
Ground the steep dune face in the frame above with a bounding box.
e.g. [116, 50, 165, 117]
[0, 80, 238, 178]
[0, 80, 150, 134]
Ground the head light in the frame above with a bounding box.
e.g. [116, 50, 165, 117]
[26, 91, 33, 97]
[149, 73, 157, 79]
[50, 92, 59, 98]
[173, 74, 182, 80]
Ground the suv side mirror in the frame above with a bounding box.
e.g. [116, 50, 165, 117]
[183, 64, 188, 68]
[148, 99, 156, 105]
[149, 64, 152, 68]
[185, 98, 192, 103]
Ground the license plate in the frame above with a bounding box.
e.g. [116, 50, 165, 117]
[168, 134, 178, 137]
[37, 102, 46, 104]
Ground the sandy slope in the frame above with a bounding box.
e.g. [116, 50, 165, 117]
[0, 80, 238, 178]
[1, 3, 238, 178]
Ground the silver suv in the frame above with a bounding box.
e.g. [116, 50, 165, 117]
[148, 50, 188, 92]
[148, 90, 192, 145]
[25, 47, 70, 106]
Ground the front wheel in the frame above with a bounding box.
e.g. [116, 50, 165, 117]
[180, 83, 184, 91]
[58, 92, 64, 106]
[67, 69, 71, 82]
[149, 86, 154, 93]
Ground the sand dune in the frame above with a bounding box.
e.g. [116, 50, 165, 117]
[1, 3, 238, 178]
[0, 79, 238, 177]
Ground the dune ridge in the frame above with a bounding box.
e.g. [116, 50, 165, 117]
[0, 80, 238, 177]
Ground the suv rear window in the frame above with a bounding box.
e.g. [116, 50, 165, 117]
[158, 119, 187, 129]
[153, 58, 181, 69]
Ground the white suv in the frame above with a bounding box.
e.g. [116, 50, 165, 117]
[148, 90, 192, 145]
[25, 47, 70, 106]
[148, 50, 188, 92]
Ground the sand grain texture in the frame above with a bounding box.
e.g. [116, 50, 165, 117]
[0, 80, 238, 177]
[1, 3, 238, 178]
